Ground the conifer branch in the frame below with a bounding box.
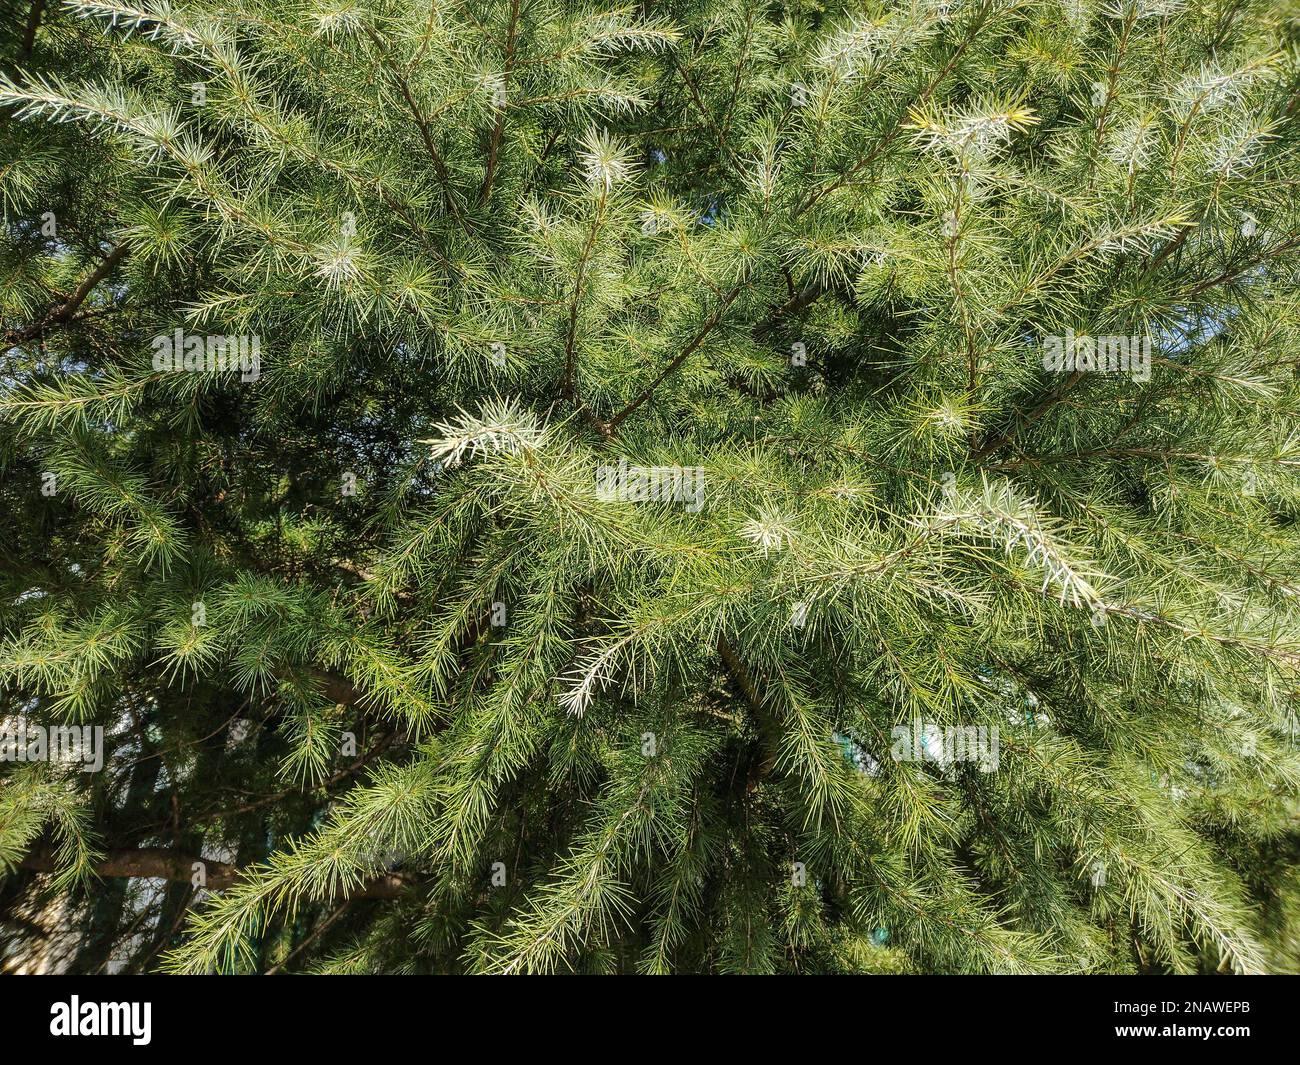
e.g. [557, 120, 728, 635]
[360, 23, 460, 221]
[21, 0, 46, 61]
[5, 0, 1298, 977]
[19, 847, 411, 898]
[478, 0, 522, 207]
[605, 284, 743, 431]
[795, 0, 998, 216]
[5, 239, 130, 343]
[562, 182, 609, 404]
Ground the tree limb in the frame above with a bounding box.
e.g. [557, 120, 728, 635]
[18, 847, 412, 900]
[21, 0, 47, 61]
[717, 634, 780, 788]
[4, 240, 131, 344]
[361, 24, 460, 221]
[605, 284, 743, 432]
[478, 0, 522, 206]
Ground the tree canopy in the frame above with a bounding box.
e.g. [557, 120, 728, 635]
[2, 0, 1299, 974]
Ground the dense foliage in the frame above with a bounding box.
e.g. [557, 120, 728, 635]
[2, 0, 1299, 974]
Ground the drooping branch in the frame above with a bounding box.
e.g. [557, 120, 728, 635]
[18, 847, 412, 900]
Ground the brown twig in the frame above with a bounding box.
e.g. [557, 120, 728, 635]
[478, 0, 522, 207]
[5, 240, 131, 345]
[361, 24, 460, 221]
[265, 901, 352, 974]
[605, 285, 743, 432]
[21, 0, 46, 61]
